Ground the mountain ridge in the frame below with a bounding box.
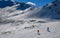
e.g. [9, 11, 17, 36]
[26, 0, 60, 20]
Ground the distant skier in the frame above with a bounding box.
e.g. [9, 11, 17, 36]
[37, 30, 40, 35]
[32, 25, 35, 28]
[47, 27, 51, 32]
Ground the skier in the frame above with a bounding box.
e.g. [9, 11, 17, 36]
[47, 27, 51, 32]
[37, 30, 40, 35]
[32, 25, 35, 28]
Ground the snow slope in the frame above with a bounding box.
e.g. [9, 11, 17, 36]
[26, 0, 60, 20]
[0, 0, 36, 19]
[0, 19, 60, 38]
[0, 0, 60, 38]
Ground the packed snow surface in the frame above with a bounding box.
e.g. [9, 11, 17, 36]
[0, 18, 60, 38]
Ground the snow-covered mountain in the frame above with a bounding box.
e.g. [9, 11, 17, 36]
[0, 0, 60, 20]
[0, 0, 60, 38]
[0, 0, 36, 19]
[26, 0, 60, 20]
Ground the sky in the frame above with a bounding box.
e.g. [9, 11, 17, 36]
[16, 0, 54, 7]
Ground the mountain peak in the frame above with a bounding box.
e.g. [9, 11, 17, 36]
[16, 2, 36, 10]
[0, 0, 36, 10]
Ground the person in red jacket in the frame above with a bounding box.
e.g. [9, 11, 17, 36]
[37, 30, 40, 35]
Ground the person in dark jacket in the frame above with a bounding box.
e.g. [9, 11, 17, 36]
[47, 27, 51, 32]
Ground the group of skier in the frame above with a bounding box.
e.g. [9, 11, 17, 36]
[37, 27, 51, 35]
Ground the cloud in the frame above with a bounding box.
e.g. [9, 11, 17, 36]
[26, 2, 36, 6]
